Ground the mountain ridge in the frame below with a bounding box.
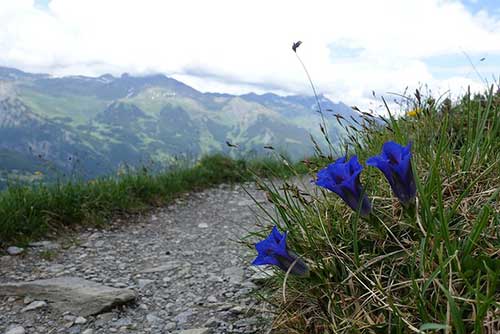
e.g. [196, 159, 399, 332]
[0, 66, 357, 185]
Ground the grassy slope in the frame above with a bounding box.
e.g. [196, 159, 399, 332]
[0, 154, 307, 246]
[251, 89, 499, 333]
[19, 88, 107, 125]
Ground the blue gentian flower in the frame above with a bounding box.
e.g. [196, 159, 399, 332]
[367, 141, 416, 205]
[315, 156, 371, 217]
[252, 226, 309, 276]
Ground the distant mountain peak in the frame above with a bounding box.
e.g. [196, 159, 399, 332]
[0, 65, 358, 182]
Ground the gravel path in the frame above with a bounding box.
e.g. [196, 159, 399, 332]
[0, 183, 274, 334]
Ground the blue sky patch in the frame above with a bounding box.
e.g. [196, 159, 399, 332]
[34, 0, 51, 10]
[461, 0, 500, 16]
[424, 52, 500, 80]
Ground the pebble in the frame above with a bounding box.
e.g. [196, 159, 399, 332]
[5, 326, 26, 334]
[204, 317, 218, 327]
[21, 300, 47, 312]
[6, 246, 24, 255]
[164, 322, 176, 330]
[74, 316, 87, 324]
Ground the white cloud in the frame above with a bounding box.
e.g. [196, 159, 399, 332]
[0, 0, 499, 112]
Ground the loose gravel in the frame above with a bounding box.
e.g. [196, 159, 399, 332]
[0, 183, 274, 334]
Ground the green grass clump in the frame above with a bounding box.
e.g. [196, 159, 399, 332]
[251, 88, 499, 333]
[0, 154, 301, 246]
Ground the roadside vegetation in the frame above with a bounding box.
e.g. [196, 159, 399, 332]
[0, 154, 307, 246]
[249, 88, 499, 333]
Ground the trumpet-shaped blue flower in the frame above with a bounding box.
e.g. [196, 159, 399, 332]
[252, 226, 309, 276]
[316, 156, 371, 217]
[367, 141, 416, 205]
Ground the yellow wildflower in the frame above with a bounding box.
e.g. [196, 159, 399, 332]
[407, 108, 421, 117]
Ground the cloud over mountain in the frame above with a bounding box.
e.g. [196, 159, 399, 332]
[1, 0, 499, 110]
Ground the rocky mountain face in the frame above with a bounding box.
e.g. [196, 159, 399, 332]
[0, 66, 358, 183]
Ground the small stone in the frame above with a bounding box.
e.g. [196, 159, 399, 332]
[75, 316, 87, 324]
[146, 313, 163, 325]
[64, 321, 75, 329]
[198, 223, 208, 228]
[7, 296, 16, 302]
[82, 330, 94, 334]
[230, 305, 245, 314]
[68, 326, 81, 334]
[207, 295, 217, 303]
[204, 317, 218, 327]
[164, 322, 176, 331]
[23, 296, 33, 304]
[6, 246, 24, 255]
[96, 312, 115, 326]
[5, 326, 26, 334]
[22, 300, 47, 312]
[217, 303, 232, 311]
[64, 314, 77, 322]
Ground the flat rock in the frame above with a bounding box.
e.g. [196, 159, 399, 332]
[0, 276, 135, 316]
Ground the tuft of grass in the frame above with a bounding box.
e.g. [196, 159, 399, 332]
[250, 88, 499, 333]
[0, 154, 304, 246]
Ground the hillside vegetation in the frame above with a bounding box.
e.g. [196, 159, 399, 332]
[251, 88, 499, 333]
[0, 66, 356, 183]
[0, 154, 306, 246]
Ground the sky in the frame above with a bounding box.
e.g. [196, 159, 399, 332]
[1, 0, 500, 112]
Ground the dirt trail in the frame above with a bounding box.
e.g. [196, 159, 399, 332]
[0, 182, 275, 334]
